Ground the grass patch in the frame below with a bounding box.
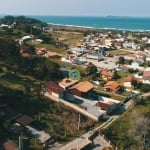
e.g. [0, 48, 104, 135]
[0, 72, 39, 94]
[116, 71, 131, 85]
[94, 89, 125, 102]
[103, 101, 150, 150]
[52, 31, 84, 46]
[36, 43, 67, 54]
[0, 80, 26, 92]
[108, 49, 131, 55]
[50, 58, 87, 73]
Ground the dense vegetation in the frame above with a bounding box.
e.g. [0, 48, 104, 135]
[0, 15, 47, 33]
[0, 37, 62, 80]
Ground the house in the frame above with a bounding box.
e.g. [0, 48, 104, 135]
[35, 48, 47, 55]
[69, 47, 86, 56]
[70, 81, 94, 97]
[95, 101, 110, 111]
[100, 69, 114, 81]
[86, 52, 103, 61]
[26, 126, 51, 144]
[124, 53, 137, 60]
[95, 101, 121, 115]
[44, 52, 61, 58]
[44, 81, 64, 98]
[131, 61, 143, 70]
[124, 76, 140, 89]
[144, 47, 150, 55]
[112, 40, 123, 49]
[104, 81, 120, 92]
[15, 115, 34, 126]
[59, 78, 79, 90]
[143, 67, 150, 84]
[124, 53, 145, 62]
[61, 55, 77, 63]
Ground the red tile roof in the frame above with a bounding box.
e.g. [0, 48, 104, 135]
[143, 71, 150, 77]
[124, 76, 134, 82]
[95, 101, 110, 111]
[104, 81, 120, 92]
[45, 81, 64, 94]
[124, 76, 141, 83]
[70, 81, 94, 92]
[100, 69, 114, 78]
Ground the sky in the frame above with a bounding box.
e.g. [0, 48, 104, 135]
[0, 0, 150, 17]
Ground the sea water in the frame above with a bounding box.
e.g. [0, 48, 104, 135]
[30, 16, 150, 31]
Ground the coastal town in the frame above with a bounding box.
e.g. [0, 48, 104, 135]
[0, 16, 150, 150]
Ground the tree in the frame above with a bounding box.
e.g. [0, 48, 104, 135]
[118, 56, 125, 65]
[130, 113, 150, 150]
[131, 79, 138, 89]
[0, 38, 21, 66]
[140, 84, 150, 92]
[86, 65, 97, 75]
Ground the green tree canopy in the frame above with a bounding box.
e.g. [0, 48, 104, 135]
[0, 38, 21, 65]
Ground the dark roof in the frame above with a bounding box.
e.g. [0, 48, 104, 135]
[16, 115, 34, 126]
[95, 101, 110, 111]
[45, 81, 64, 94]
[1, 107, 22, 122]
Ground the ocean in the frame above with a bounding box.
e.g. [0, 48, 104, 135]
[30, 16, 150, 32]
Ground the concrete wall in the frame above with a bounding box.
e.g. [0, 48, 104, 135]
[44, 92, 99, 121]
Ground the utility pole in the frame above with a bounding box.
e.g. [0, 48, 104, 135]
[77, 113, 81, 130]
[19, 132, 23, 150]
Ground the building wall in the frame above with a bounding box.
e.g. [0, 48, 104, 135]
[52, 92, 63, 98]
[143, 79, 150, 84]
[124, 82, 132, 88]
[70, 89, 81, 97]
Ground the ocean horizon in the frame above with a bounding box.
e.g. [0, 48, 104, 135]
[1, 15, 150, 31]
[28, 16, 150, 32]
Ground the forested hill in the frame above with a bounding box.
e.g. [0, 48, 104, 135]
[0, 15, 48, 35]
[0, 15, 47, 26]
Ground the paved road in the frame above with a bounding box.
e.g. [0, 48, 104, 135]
[92, 134, 112, 150]
[84, 56, 118, 70]
[59, 116, 118, 150]
[141, 92, 150, 97]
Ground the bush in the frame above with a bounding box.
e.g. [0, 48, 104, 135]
[140, 83, 150, 92]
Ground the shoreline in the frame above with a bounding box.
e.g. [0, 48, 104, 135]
[48, 23, 150, 32]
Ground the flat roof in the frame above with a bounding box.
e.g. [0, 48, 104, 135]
[59, 78, 78, 88]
